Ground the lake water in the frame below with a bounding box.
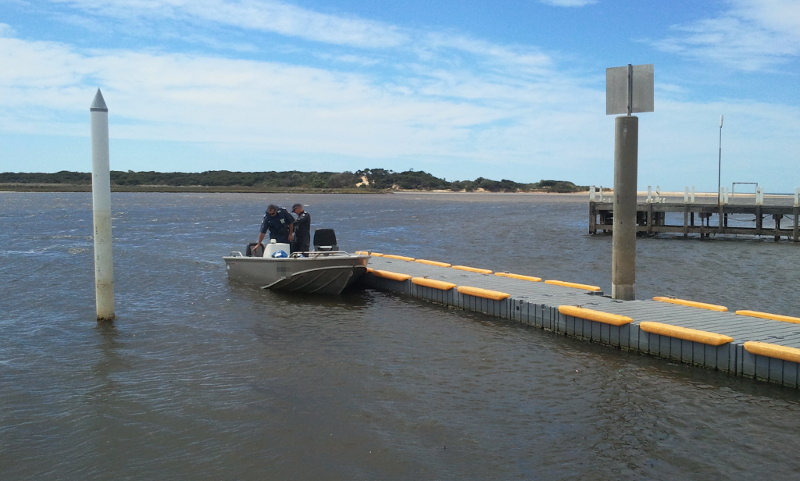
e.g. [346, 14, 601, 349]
[1, 191, 799, 480]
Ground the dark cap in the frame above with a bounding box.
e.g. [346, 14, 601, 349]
[292, 203, 303, 210]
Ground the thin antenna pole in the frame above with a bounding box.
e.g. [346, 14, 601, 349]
[717, 115, 724, 209]
[627, 64, 633, 116]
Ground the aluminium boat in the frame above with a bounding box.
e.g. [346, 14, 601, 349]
[223, 229, 369, 295]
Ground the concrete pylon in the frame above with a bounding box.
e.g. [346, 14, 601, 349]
[611, 115, 637, 300]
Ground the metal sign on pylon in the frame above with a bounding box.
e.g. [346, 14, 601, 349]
[606, 64, 654, 116]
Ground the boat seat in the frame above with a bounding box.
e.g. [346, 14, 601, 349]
[313, 228, 338, 251]
[246, 242, 264, 257]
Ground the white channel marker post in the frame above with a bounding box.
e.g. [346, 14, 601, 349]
[90, 89, 115, 321]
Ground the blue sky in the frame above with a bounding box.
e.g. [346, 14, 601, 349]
[1, 0, 798, 192]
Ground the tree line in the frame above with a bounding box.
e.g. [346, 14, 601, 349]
[0, 169, 587, 193]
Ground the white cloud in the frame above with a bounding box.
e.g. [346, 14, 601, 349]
[0, 26, 611, 184]
[0, 37, 85, 90]
[0, 35, 520, 152]
[652, 0, 800, 71]
[539, 0, 598, 7]
[52, 0, 409, 49]
[730, 0, 800, 38]
[421, 32, 553, 77]
[3, 0, 798, 191]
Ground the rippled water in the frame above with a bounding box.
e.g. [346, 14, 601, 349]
[1, 192, 799, 480]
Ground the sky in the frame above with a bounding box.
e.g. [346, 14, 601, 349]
[1, 0, 799, 192]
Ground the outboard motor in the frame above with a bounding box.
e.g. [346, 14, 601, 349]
[313, 229, 338, 251]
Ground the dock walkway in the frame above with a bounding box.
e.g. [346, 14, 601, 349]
[358, 253, 800, 388]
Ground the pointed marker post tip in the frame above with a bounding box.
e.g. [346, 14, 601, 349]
[91, 88, 108, 112]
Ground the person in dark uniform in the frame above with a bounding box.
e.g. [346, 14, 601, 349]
[257, 204, 294, 245]
[290, 203, 311, 254]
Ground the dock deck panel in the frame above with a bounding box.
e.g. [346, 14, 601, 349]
[360, 255, 800, 388]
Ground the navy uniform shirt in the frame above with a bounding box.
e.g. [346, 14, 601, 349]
[293, 211, 311, 246]
[259, 207, 294, 243]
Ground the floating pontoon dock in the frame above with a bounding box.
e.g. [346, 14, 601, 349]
[358, 253, 800, 389]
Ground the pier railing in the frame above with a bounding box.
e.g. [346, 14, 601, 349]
[589, 194, 800, 242]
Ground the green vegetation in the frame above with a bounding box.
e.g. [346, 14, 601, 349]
[0, 169, 587, 193]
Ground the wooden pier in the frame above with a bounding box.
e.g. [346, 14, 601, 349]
[357, 253, 800, 388]
[589, 198, 800, 241]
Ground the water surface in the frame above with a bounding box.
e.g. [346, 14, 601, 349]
[1, 192, 799, 480]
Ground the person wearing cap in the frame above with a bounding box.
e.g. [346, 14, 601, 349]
[290, 203, 311, 254]
[257, 204, 294, 246]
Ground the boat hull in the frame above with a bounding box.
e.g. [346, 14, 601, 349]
[223, 252, 370, 295]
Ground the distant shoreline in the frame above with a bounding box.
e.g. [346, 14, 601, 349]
[4, 184, 792, 199]
[0, 170, 589, 194]
[0, 184, 381, 194]
[0, 183, 590, 194]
